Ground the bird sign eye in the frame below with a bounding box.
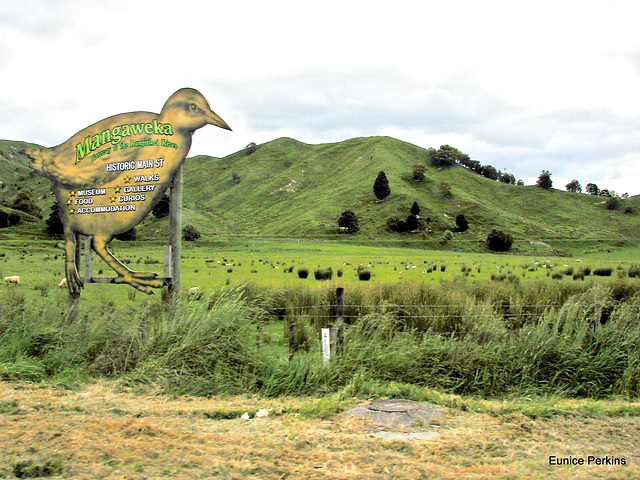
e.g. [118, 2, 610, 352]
[189, 103, 199, 113]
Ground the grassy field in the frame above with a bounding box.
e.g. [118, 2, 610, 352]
[1, 238, 639, 302]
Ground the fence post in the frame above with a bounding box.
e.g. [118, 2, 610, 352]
[321, 327, 331, 365]
[168, 165, 183, 306]
[334, 287, 344, 352]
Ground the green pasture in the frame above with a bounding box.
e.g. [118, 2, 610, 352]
[1, 238, 639, 303]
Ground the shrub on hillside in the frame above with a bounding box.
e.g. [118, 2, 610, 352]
[454, 214, 469, 233]
[152, 194, 171, 218]
[182, 224, 201, 241]
[338, 210, 359, 234]
[605, 197, 621, 210]
[536, 170, 553, 190]
[11, 190, 42, 218]
[0, 209, 21, 228]
[373, 171, 390, 201]
[486, 229, 513, 252]
[387, 218, 406, 233]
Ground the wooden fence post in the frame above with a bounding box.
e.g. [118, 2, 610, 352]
[334, 287, 344, 352]
[168, 165, 183, 306]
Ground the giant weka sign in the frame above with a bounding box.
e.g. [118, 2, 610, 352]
[23, 88, 231, 297]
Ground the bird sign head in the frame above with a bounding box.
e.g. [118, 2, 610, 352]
[161, 88, 231, 132]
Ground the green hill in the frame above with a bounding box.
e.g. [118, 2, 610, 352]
[2, 136, 639, 255]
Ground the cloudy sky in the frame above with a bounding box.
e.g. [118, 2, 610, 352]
[2, 0, 640, 194]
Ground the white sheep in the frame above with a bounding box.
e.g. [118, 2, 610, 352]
[188, 286, 202, 298]
[58, 277, 68, 288]
[4, 275, 20, 285]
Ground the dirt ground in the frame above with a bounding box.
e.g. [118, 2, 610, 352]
[1, 381, 638, 479]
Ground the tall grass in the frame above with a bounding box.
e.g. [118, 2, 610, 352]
[1, 279, 639, 399]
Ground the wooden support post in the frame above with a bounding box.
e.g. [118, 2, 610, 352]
[168, 165, 183, 304]
[83, 235, 92, 284]
[334, 287, 344, 352]
[164, 245, 173, 280]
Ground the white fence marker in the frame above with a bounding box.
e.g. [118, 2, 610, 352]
[321, 328, 331, 365]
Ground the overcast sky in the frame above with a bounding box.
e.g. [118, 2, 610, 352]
[2, 0, 640, 195]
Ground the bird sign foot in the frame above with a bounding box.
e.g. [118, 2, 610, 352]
[130, 271, 160, 280]
[65, 262, 83, 297]
[113, 274, 164, 294]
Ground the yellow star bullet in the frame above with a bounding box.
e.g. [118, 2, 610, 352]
[68, 208, 75, 214]
[66, 199, 72, 205]
[69, 190, 76, 197]
[124, 177, 131, 184]
[110, 196, 117, 203]
[114, 186, 121, 194]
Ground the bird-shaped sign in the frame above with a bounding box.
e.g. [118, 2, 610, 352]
[22, 88, 231, 296]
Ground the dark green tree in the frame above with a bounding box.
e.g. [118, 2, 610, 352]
[11, 190, 42, 218]
[499, 172, 516, 184]
[430, 145, 461, 168]
[487, 229, 513, 252]
[480, 165, 499, 181]
[536, 170, 553, 190]
[245, 142, 257, 155]
[373, 171, 390, 201]
[454, 214, 469, 233]
[410, 201, 420, 216]
[45, 201, 64, 238]
[585, 183, 600, 195]
[565, 179, 582, 193]
[338, 210, 359, 234]
[152, 194, 171, 218]
[405, 214, 419, 231]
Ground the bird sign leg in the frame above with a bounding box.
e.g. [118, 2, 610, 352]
[63, 226, 83, 297]
[91, 235, 164, 294]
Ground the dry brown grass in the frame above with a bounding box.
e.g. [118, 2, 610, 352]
[1, 381, 639, 479]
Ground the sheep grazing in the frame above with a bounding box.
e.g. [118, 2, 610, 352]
[4, 275, 20, 285]
[59, 277, 68, 288]
[188, 286, 203, 299]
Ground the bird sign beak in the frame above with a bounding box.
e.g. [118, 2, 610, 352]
[207, 111, 232, 131]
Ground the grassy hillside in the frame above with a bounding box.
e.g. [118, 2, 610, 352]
[2, 136, 640, 255]
[181, 136, 640, 254]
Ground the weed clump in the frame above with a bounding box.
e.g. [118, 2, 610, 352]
[593, 267, 613, 277]
[314, 267, 333, 281]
